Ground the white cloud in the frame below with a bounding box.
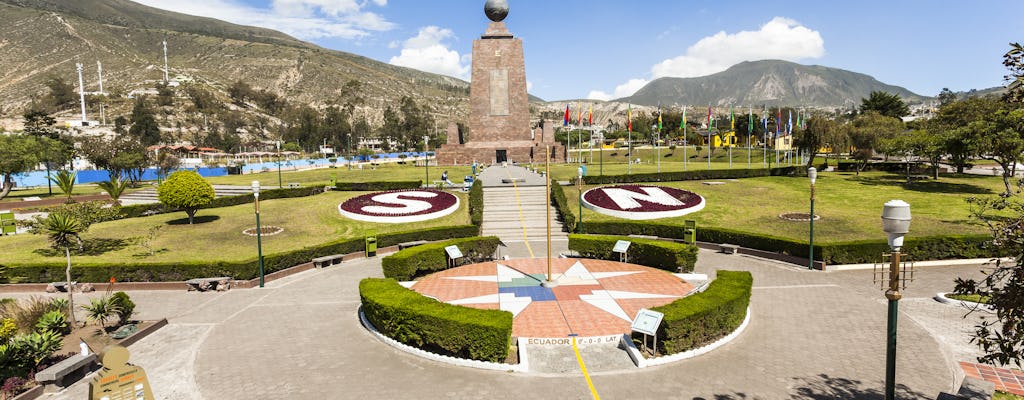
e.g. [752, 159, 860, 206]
[527, 81, 533, 92]
[587, 79, 649, 101]
[389, 26, 470, 79]
[134, 0, 393, 40]
[651, 17, 824, 78]
[588, 17, 824, 100]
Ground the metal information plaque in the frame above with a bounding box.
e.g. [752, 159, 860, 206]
[612, 240, 631, 254]
[444, 245, 463, 259]
[631, 308, 664, 336]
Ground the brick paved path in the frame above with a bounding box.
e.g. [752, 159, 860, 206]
[43, 249, 992, 399]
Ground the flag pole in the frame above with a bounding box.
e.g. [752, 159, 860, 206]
[683, 105, 687, 171]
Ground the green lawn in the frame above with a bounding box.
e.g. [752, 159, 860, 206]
[206, 163, 474, 187]
[552, 146, 807, 181]
[0, 190, 469, 265]
[564, 171, 1003, 243]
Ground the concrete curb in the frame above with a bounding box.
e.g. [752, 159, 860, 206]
[358, 308, 528, 373]
[933, 292, 994, 311]
[622, 307, 751, 369]
[826, 258, 1011, 271]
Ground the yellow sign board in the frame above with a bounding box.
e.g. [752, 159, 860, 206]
[88, 346, 154, 400]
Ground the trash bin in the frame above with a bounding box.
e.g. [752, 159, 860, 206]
[0, 211, 14, 235]
[683, 220, 696, 244]
[365, 236, 377, 257]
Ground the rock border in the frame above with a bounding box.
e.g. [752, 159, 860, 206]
[241, 226, 284, 237]
[622, 307, 751, 368]
[778, 212, 820, 222]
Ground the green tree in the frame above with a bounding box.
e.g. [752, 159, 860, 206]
[0, 135, 40, 200]
[933, 97, 1001, 173]
[970, 106, 1024, 196]
[1005, 42, 1024, 104]
[43, 77, 76, 111]
[49, 170, 77, 203]
[157, 170, 215, 224]
[793, 115, 838, 170]
[228, 80, 252, 106]
[860, 91, 910, 119]
[154, 82, 174, 107]
[129, 97, 162, 146]
[938, 88, 958, 106]
[41, 212, 83, 328]
[96, 177, 129, 205]
[848, 112, 905, 175]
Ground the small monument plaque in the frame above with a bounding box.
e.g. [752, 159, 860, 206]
[89, 345, 154, 400]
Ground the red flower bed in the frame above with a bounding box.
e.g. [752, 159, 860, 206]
[582, 185, 705, 220]
[339, 189, 459, 223]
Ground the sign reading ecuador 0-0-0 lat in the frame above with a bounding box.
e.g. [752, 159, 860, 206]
[581, 185, 705, 220]
[338, 189, 460, 223]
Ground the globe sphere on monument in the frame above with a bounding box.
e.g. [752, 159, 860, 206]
[484, 0, 509, 22]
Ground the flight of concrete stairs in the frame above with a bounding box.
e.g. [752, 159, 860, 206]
[119, 185, 254, 205]
[481, 185, 568, 243]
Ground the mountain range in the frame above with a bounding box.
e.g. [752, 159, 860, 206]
[619, 60, 928, 108]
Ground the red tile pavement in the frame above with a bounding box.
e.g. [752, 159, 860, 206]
[961, 361, 1024, 395]
[411, 258, 692, 338]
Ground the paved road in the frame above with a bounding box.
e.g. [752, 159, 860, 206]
[32, 248, 995, 400]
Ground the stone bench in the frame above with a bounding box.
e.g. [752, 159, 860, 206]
[36, 353, 98, 392]
[185, 277, 232, 291]
[719, 244, 740, 254]
[311, 254, 344, 268]
[287, 182, 301, 188]
[47, 281, 76, 292]
[398, 240, 428, 250]
[628, 234, 659, 240]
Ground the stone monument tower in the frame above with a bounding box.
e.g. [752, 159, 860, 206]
[436, 0, 563, 165]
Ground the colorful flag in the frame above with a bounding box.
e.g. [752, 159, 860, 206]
[748, 106, 753, 135]
[707, 105, 712, 131]
[680, 106, 686, 129]
[577, 100, 583, 125]
[787, 110, 793, 135]
[588, 104, 593, 126]
[563, 104, 570, 127]
[730, 107, 735, 132]
[776, 109, 781, 136]
[762, 105, 769, 137]
[658, 111, 663, 131]
[627, 104, 632, 132]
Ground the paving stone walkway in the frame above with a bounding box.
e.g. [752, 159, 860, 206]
[29, 249, 995, 399]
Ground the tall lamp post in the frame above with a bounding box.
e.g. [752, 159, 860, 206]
[807, 167, 817, 270]
[252, 181, 265, 288]
[880, 200, 911, 400]
[276, 141, 283, 189]
[577, 166, 584, 234]
[423, 135, 430, 187]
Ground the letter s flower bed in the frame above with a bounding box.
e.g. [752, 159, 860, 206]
[359, 278, 512, 362]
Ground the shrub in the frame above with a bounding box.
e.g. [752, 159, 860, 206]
[360, 278, 512, 362]
[119, 186, 323, 219]
[382, 236, 502, 281]
[10, 330, 63, 366]
[550, 179, 576, 233]
[157, 170, 215, 224]
[1, 376, 29, 400]
[650, 270, 752, 355]
[334, 181, 421, 191]
[469, 179, 483, 227]
[81, 296, 120, 330]
[34, 311, 68, 335]
[0, 318, 16, 342]
[0, 297, 52, 333]
[569, 234, 698, 273]
[110, 292, 135, 326]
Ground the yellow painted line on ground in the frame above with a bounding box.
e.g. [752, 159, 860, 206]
[506, 168, 534, 258]
[572, 336, 601, 400]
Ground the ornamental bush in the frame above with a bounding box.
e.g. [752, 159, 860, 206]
[382, 236, 502, 281]
[359, 278, 512, 362]
[550, 179, 576, 233]
[469, 179, 483, 227]
[569, 234, 697, 273]
[157, 170, 215, 224]
[650, 270, 752, 355]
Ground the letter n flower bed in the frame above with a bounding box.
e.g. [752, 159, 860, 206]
[339, 189, 459, 223]
[582, 185, 705, 220]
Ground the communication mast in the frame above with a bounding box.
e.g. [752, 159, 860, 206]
[76, 62, 87, 121]
[96, 60, 104, 94]
[162, 39, 169, 82]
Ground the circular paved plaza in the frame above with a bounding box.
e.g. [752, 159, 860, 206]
[40, 248, 989, 399]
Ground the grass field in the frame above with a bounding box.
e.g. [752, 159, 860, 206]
[0, 190, 469, 265]
[564, 171, 1004, 243]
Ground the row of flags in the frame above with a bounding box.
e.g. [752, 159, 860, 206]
[562, 102, 809, 140]
[563, 101, 593, 127]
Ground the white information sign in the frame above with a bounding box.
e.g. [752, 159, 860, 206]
[612, 240, 631, 254]
[444, 245, 463, 259]
[631, 308, 664, 336]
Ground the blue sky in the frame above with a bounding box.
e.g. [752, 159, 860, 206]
[136, 0, 1024, 102]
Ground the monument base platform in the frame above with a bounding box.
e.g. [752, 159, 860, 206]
[436, 142, 564, 165]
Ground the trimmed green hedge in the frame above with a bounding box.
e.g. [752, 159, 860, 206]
[582, 166, 797, 184]
[650, 270, 751, 355]
[835, 160, 930, 173]
[360, 278, 512, 362]
[469, 179, 483, 226]
[382, 236, 502, 281]
[568, 234, 697, 273]
[3, 225, 481, 283]
[119, 186, 324, 219]
[334, 181, 421, 191]
[550, 179, 576, 233]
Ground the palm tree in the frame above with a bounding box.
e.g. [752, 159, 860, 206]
[42, 212, 82, 328]
[49, 170, 77, 203]
[96, 177, 129, 206]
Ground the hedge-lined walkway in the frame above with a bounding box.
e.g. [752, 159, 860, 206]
[33, 248, 987, 399]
